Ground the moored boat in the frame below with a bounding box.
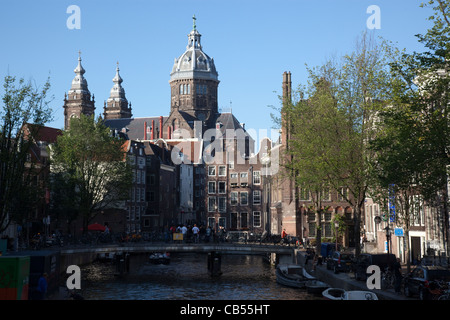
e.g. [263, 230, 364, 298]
[149, 252, 171, 265]
[322, 287, 345, 300]
[276, 264, 316, 289]
[322, 288, 378, 300]
[342, 291, 378, 300]
[305, 280, 329, 294]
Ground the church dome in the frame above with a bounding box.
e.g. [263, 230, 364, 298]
[170, 18, 218, 82]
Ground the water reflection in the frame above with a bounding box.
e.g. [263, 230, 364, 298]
[80, 253, 323, 300]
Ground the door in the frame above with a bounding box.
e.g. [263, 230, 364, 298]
[411, 237, 421, 264]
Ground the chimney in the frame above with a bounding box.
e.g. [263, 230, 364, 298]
[282, 71, 292, 104]
[144, 121, 147, 140]
[159, 116, 163, 139]
[281, 71, 292, 148]
[151, 120, 155, 140]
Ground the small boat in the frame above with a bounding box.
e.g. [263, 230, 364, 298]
[342, 291, 378, 300]
[276, 264, 316, 289]
[305, 280, 329, 294]
[322, 288, 346, 300]
[322, 288, 378, 300]
[97, 252, 115, 262]
[149, 252, 171, 265]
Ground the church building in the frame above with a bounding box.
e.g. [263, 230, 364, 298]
[62, 17, 270, 235]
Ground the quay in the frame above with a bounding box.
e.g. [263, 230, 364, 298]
[296, 249, 417, 300]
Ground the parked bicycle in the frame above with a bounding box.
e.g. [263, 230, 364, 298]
[381, 266, 395, 290]
[437, 281, 450, 300]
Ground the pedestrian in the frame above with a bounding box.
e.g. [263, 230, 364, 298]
[36, 273, 48, 300]
[393, 258, 403, 294]
[205, 225, 212, 243]
[181, 225, 187, 243]
[192, 224, 200, 243]
[305, 248, 311, 265]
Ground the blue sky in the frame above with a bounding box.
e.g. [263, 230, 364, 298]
[0, 0, 434, 141]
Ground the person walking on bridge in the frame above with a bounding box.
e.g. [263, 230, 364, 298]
[192, 224, 200, 243]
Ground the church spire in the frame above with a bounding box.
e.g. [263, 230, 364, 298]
[103, 62, 132, 120]
[69, 51, 89, 95]
[63, 51, 95, 130]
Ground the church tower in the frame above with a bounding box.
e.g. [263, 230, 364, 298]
[165, 16, 219, 137]
[63, 52, 95, 130]
[103, 62, 132, 120]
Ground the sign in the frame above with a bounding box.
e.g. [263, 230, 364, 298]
[394, 227, 404, 237]
[388, 184, 396, 222]
[173, 233, 183, 241]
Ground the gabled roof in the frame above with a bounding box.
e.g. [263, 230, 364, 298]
[22, 123, 62, 143]
[104, 117, 167, 141]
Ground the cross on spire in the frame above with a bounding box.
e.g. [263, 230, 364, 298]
[192, 14, 196, 30]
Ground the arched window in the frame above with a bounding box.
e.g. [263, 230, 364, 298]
[187, 84, 190, 94]
[179, 84, 183, 95]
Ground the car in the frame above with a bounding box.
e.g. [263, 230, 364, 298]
[354, 253, 397, 281]
[326, 251, 354, 274]
[403, 265, 450, 300]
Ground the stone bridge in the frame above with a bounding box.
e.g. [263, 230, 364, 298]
[59, 243, 297, 276]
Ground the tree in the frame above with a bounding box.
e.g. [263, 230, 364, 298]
[51, 114, 132, 233]
[370, 0, 450, 259]
[369, 100, 429, 272]
[282, 32, 394, 256]
[0, 75, 53, 233]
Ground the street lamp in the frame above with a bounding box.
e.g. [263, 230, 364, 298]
[334, 220, 339, 252]
[384, 224, 392, 255]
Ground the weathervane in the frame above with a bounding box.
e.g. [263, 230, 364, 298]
[193, 14, 197, 30]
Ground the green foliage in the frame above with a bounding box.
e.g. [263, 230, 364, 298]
[51, 114, 132, 231]
[0, 75, 53, 232]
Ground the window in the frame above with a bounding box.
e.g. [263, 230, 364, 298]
[230, 173, 238, 179]
[218, 165, 226, 176]
[338, 187, 348, 202]
[253, 171, 261, 185]
[231, 212, 238, 229]
[300, 188, 310, 201]
[321, 188, 331, 201]
[309, 222, 316, 237]
[218, 217, 226, 229]
[208, 181, 216, 194]
[208, 166, 216, 176]
[253, 190, 261, 204]
[240, 172, 248, 180]
[240, 192, 248, 206]
[196, 84, 207, 95]
[253, 211, 261, 228]
[208, 197, 216, 212]
[218, 181, 226, 194]
[324, 223, 332, 237]
[240, 212, 248, 228]
[231, 192, 238, 205]
[218, 197, 226, 213]
[208, 217, 216, 229]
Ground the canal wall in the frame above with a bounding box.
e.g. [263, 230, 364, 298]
[296, 250, 414, 300]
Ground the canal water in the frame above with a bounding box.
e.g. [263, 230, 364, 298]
[77, 253, 323, 300]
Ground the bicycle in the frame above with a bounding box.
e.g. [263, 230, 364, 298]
[437, 281, 450, 300]
[381, 267, 394, 290]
